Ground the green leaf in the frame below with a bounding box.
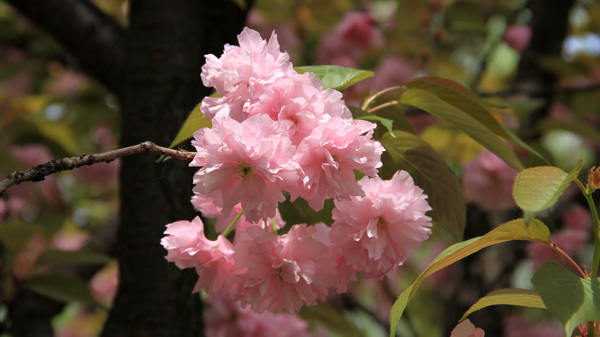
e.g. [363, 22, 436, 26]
[532, 261, 600, 336]
[399, 88, 524, 170]
[537, 117, 600, 143]
[390, 218, 551, 336]
[460, 289, 546, 321]
[168, 101, 212, 149]
[295, 65, 374, 91]
[513, 158, 584, 223]
[300, 303, 363, 337]
[404, 76, 511, 139]
[356, 114, 395, 136]
[25, 274, 101, 307]
[0, 222, 42, 250]
[31, 119, 83, 155]
[35, 249, 112, 268]
[380, 131, 465, 241]
[402, 77, 550, 164]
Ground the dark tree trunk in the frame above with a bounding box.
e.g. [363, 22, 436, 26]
[100, 1, 250, 336]
[3, 0, 251, 335]
[513, 0, 574, 139]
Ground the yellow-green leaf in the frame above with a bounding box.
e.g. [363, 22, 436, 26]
[390, 218, 551, 336]
[513, 158, 584, 223]
[295, 65, 374, 91]
[404, 76, 511, 139]
[460, 289, 546, 321]
[168, 102, 212, 149]
[399, 88, 523, 170]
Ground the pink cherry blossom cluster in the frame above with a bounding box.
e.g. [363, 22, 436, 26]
[161, 28, 433, 314]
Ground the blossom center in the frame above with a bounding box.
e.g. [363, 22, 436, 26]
[236, 163, 253, 180]
[377, 216, 389, 230]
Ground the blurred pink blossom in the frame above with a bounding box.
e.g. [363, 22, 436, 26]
[451, 319, 485, 337]
[462, 151, 518, 211]
[90, 263, 119, 306]
[503, 25, 531, 53]
[13, 234, 45, 278]
[369, 57, 420, 90]
[205, 293, 316, 337]
[317, 11, 384, 65]
[563, 204, 592, 232]
[503, 314, 562, 337]
[51, 231, 88, 251]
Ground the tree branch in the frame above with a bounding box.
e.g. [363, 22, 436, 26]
[477, 81, 600, 98]
[0, 142, 195, 196]
[4, 0, 126, 96]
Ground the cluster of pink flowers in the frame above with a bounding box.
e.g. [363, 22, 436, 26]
[161, 28, 433, 314]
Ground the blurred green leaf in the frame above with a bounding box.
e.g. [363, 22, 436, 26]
[537, 117, 600, 143]
[460, 289, 546, 321]
[25, 274, 101, 307]
[380, 131, 465, 241]
[35, 249, 112, 268]
[300, 303, 363, 337]
[390, 218, 551, 336]
[30, 119, 82, 155]
[532, 261, 600, 336]
[513, 158, 584, 223]
[0, 222, 42, 250]
[295, 65, 374, 91]
[399, 88, 523, 170]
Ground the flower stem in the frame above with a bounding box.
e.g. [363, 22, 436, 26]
[548, 243, 587, 278]
[361, 86, 403, 111]
[584, 190, 600, 279]
[271, 218, 278, 235]
[222, 210, 243, 237]
[367, 100, 399, 114]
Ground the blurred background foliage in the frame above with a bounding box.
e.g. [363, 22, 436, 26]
[1, 0, 600, 336]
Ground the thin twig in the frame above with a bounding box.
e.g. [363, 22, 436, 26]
[477, 81, 600, 98]
[0, 141, 195, 196]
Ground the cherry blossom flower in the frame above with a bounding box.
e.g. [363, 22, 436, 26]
[200, 27, 295, 121]
[294, 117, 384, 211]
[205, 293, 316, 337]
[227, 225, 334, 313]
[462, 150, 518, 211]
[160, 216, 235, 297]
[190, 115, 300, 223]
[329, 171, 432, 289]
[191, 190, 286, 236]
